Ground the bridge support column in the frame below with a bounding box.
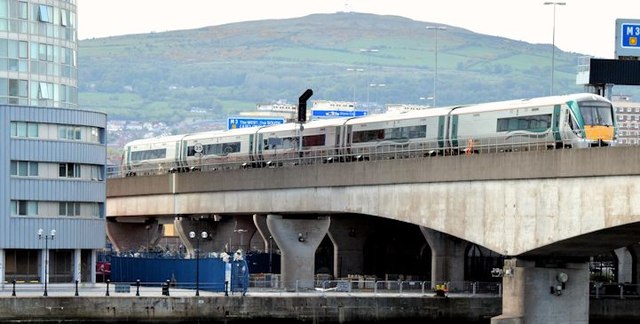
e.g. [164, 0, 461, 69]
[267, 214, 330, 291]
[626, 242, 640, 285]
[614, 247, 633, 283]
[106, 219, 163, 252]
[420, 227, 465, 291]
[254, 214, 280, 254]
[328, 216, 372, 278]
[491, 258, 589, 324]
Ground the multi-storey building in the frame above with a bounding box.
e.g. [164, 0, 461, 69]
[613, 96, 640, 145]
[0, 0, 106, 286]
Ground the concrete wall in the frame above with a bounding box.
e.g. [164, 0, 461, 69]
[0, 296, 501, 323]
[0, 295, 635, 322]
[107, 146, 640, 258]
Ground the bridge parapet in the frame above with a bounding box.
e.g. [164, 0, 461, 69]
[107, 146, 640, 257]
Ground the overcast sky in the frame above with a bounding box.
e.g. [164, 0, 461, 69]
[77, 0, 635, 59]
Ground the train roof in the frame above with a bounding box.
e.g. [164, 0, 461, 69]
[124, 133, 187, 147]
[183, 127, 259, 140]
[303, 117, 352, 128]
[450, 93, 610, 115]
[345, 106, 453, 125]
[257, 122, 301, 133]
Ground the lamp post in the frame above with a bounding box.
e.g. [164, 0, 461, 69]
[234, 228, 247, 251]
[359, 48, 379, 106]
[369, 83, 386, 112]
[189, 230, 208, 296]
[37, 228, 56, 297]
[268, 235, 273, 273]
[543, 1, 566, 96]
[426, 26, 446, 107]
[346, 67, 364, 103]
[145, 224, 151, 253]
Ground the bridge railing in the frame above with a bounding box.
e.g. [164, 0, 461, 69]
[109, 130, 621, 179]
[590, 282, 640, 299]
[244, 278, 504, 296]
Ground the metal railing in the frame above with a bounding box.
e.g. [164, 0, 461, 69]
[590, 283, 640, 299]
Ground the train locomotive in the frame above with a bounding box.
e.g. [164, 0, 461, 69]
[121, 93, 617, 176]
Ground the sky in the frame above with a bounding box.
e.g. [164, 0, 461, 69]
[77, 0, 635, 59]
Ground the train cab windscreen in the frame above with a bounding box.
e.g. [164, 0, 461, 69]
[578, 100, 614, 126]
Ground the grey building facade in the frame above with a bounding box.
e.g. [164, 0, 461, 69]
[0, 0, 106, 286]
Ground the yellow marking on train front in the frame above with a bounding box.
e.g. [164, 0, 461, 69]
[584, 125, 614, 141]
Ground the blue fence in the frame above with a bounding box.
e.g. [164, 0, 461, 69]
[110, 256, 226, 292]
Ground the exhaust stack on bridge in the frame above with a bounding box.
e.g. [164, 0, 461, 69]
[297, 89, 313, 123]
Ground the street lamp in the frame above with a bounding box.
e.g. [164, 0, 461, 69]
[268, 235, 273, 273]
[360, 48, 379, 106]
[37, 228, 56, 297]
[369, 83, 386, 112]
[426, 26, 446, 107]
[234, 228, 248, 250]
[419, 96, 434, 107]
[543, 1, 566, 96]
[346, 67, 364, 103]
[189, 230, 208, 296]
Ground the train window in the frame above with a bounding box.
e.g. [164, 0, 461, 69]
[352, 129, 384, 143]
[496, 114, 551, 132]
[302, 134, 325, 147]
[386, 126, 426, 140]
[187, 142, 241, 156]
[578, 101, 614, 126]
[266, 137, 282, 149]
[131, 149, 166, 161]
[282, 137, 297, 149]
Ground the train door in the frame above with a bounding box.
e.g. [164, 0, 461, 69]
[252, 133, 264, 164]
[450, 115, 459, 150]
[437, 116, 446, 149]
[561, 106, 583, 149]
[552, 104, 562, 143]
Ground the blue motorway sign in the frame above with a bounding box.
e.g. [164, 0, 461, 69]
[311, 110, 368, 118]
[227, 117, 286, 129]
[621, 23, 640, 48]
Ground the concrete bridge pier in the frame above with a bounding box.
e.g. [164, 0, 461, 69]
[491, 258, 590, 324]
[174, 216, 217, 255]
[253, 214, 279, 253]
[420, 227, 465, 291]
[174, 215, 257, 255]
[106, 219, 163, 252]
[327, 216, 373, 278]
[267, 214, 330, 291]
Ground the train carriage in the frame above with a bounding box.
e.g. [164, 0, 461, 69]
[299, 118, 351, 162]
[343, 107, 452, 159]
[449, 93, 616, 154]
[181, 128, 257, 171]
[122, 134, 188, 176]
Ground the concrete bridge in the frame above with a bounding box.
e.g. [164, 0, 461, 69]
[107, 146, 640, 324]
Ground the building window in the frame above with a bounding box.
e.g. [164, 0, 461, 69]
[58, 125, 81, 140]
[10, 121, 38, 138]
[59, 163, 81, 178]
[38, 5, 52, 23]
[11, 200, 38, 216]
[18, 1, 28, 20]
[90, 165, 103, 181]
[8, 78, 28, 103]
[10, 161, 38, 177]
[90, 203, 102, 218]
[59, 202, 80, 216]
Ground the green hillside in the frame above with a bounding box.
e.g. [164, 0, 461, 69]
[77, 12, 615, 127]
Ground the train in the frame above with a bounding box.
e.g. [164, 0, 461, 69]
[121, 92, 617, 176]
